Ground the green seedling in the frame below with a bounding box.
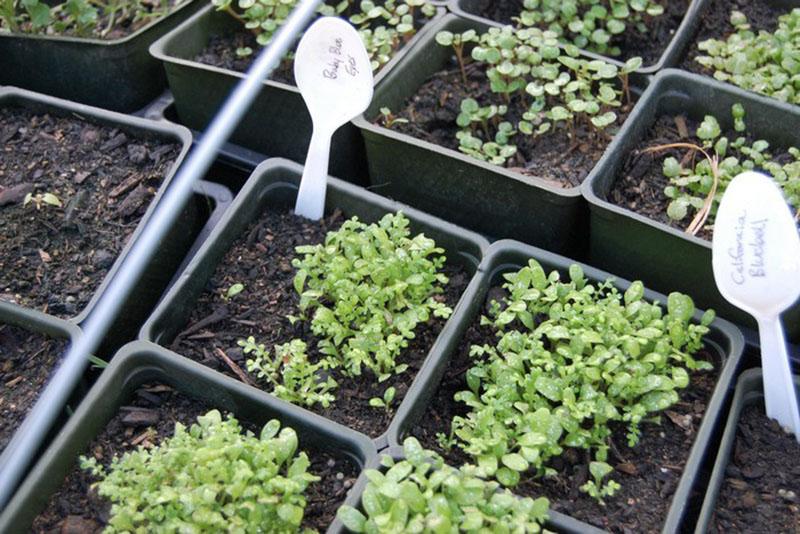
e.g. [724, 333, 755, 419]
[81, 411, 318, 531]
[450, 259, 714, 501]
[379, 107, 408, 128]
[336, 437, 551, 533]
[222, 282, 245, 301]
[23, 192, 62, 210]
[696, 9, 800, 105]
[435, 29, 478, 84]
[368, 386, 396, 411]
[241, 336, 337, 408]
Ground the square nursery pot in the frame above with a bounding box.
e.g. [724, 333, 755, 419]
[330, 446, 606, 534]
[694, 368, 800, 533]
[0, 305, 83, 499]
[149, 4, 444, 182]
[448, 0, 709, 75]
[386, 238, 746, 534]
[0, 341, 377, 532]
[0, 0, 204, 112]
[352, 14, 649, 258]
[582, 69, 800, 344]
[0, 87, 232, 355]
[139, 157, 490, 449]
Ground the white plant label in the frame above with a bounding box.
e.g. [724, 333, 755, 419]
[712, 171, 800, 439]
[293, 17, 373, 221]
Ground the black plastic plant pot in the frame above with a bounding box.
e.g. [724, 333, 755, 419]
[0, 87, 232, 355]
[149, 4, 443, 183]
[352, 14, 648, 258]
[448, 0, 708, 75]
[386, 238, 746, 533]
[329, 446, 606, 534]
[0, 305, 82, 467]
[694, 368, 800, 533]
[582, 69, 800, 344]
[0, 0, 204, 112]
[139, 157, 490, 448]
[0, 341, 377, 532]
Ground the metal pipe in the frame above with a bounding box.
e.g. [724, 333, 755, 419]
[0, 0, 324, 508]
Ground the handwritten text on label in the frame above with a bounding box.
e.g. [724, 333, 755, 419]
[323, 37, 359, 80]
[728, 210, 768, 285]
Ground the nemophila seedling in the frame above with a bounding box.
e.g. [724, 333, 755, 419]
[237, 212, 452, 410]
[368, 386, 396, 411]
[378, 106, 408, 128]
[514, 0, 665, 57]
[80, 411, 318, 531]
[646, 104, 800, 234]
[336, 437, 550, 533]
[445, 260, 713, 502]
[23, 192, 62, 210]
[0, 0, 178, 37]
[695, 9, 800, 105]
[211, 0, 435, 66]
[433, 25, 642, 167]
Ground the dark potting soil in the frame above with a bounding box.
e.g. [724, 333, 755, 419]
[0, 107, 180, 319]
[167, 209, 468, 438]
[0, 324, 67, 450]
[194, 2, 434, 85]
[32, 384, 358, 533]
[709, 404, 800, 533]
[679, 0, 789, 73]
[382, 59, 635, 188]
[606, 114, 798, 241]
[411, 288, 720, 533]
[460, 0, 690, 66]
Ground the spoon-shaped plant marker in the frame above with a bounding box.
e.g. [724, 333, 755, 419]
[293, 16, 374, 220]
[712, 171, 800, 440]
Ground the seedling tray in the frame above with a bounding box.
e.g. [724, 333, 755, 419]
[0, 341, 377, 532]
[353, 14, 649, 258]
[140, 157, 490, 448]
[387, 238, 746, 533]
[0, 86, 233, 355]
[694, 368, 800, 532]
[582, 69, 800, 344]
[0, 306, 82, 483]
[0, 0, 204, 112]
[150, 4, 444, 182]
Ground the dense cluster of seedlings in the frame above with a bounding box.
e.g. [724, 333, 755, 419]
[240, 211, 452, 409]
[81, 411, 318, 531]
[211, 0, 435, 66]
[511, 0, 666, 57]
[695, 9, 800, 105]
[649, 104, 800, 234]
[440, 260, 713, 501]
[337, 437, 550, 533]
[0, 0, 180, 37]
[420, 25, 641, 167]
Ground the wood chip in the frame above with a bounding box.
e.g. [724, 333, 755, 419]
[120, 407, 159, 427]
[214, 347, 255, 387]
[674, 115, 689, 139]
[0, 183, 33, 206]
